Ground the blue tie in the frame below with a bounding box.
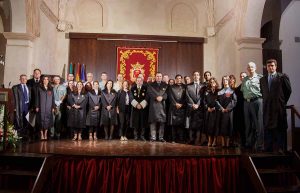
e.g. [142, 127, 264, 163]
[23, 85, 28, 103]
[268, 74, 273, 90]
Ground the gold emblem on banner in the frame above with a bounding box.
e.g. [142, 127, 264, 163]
[118, 48, 158, 81]
[130, 62, 145, 82]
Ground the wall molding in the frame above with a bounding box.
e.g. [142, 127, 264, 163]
[215, 9, 235, 34]
[3, 32, 36, 41]
[236, 37, 266, 45]
[236, 37, 266, 50]
[40, 0, 59, 25]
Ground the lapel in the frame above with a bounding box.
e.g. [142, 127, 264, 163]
[270, 73, 278, 90]
[74, 93, 85, 104]
[103, 91, 115, 104]
[90, 92, 99, 105]
[189, 83, 198, 100]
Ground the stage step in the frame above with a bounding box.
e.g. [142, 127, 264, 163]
[249, 152, 300, 193]
[0, 153, 46, 193]
[0, 190, 29, 193]
[0, 169, 39, 176]
[257, 168, 300, 174]
[266, 185, 300, 193]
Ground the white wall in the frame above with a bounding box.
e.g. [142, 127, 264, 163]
[280, 0, 300, 114]
[279, 0, 300, 149]
[5, 0, 267, 85]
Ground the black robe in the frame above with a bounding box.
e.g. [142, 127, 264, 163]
[100, 89, 118, 126]
[205, 89, 219, 136]
[12, 84, 31, 129]
[130, 84, 148, 129]
[186, 83, 206, 130]
[27, 78, 40, 110]
[86, 90, 101, 127]
[260, 73, 292, 130]
[35, 85, 55, 129]
[67, 92, 88, 129]
[216, 88, 237, 136]
[167, 84, 186, 126]
[233, 84, 245, 136]
[147, 82, 168, 123]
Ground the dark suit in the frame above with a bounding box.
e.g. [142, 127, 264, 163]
[260, 72, 292, 152]
[12, 84, 31, 129]
[186, 82, 206, 143]
[12, 84, 31, 139]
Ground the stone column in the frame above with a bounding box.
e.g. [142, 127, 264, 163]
[236, 37, 265, 75]
[3, 32, 34, 87]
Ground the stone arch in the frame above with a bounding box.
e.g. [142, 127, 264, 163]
[10, 0, 26, 32]
[75, 0, 105, 32]
[241, 0, 266, 37]
[169, 2, 197, 33]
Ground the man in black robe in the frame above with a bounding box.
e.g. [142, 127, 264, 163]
[233, 72, 247, 147]
[260, 59, 292, 153]
[26, 68, 42, 140]
[12, 74, 31, 141]
[147, 72, 168, 142]
[167, 74, 186, 143]
[186, 71, 206, 145]
[130, 77, 148, 141]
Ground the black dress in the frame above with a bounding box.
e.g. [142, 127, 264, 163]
[216, 87, 237, 136]
[205, 89, 219, 136]
[35, 85, 55, 129]
[86, 90, 101, 127]
[100, 90, 118, 126]
[67, 92, 88, 129]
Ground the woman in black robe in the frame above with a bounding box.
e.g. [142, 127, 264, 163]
[216, 76, 237, 147]
[67, 81, 87, 140]
[86, 81, 101, 140]
[35, 76, 55, 140]
[205, 77, 219, 147]
[117, 80, 131, 141]
[100, 80, 118, 140]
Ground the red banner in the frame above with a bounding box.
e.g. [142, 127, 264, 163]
[117, 47, 159, 82]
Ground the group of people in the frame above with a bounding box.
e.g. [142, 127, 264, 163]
[12, 58, 292, 152]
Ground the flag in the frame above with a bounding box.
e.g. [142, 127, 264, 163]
[80, 63, 86, 82]
[62, 64, 66, 80]
[69, 63, 73, 75]
[75, 63, 80, 82]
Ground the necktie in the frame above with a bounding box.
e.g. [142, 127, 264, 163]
[35, 79, 39, 83]
[268, 74, 273, 90]
[23, 85, 28, 103]
[125, 92, 129, 105]
[195, 83, 199, 95]
[138, 87, 141, 95]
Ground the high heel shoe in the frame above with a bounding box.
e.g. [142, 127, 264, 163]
[78, 134, 82, 141]
[72, 134, 78, 141]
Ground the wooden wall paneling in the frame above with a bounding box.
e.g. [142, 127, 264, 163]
[158, 42, 177, 79]
[176, 42, 203, 78]
[69, 39, 97, 78]
[68, 33, 204, 82]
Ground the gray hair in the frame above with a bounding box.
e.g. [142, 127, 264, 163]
[248, 62, 256, 68]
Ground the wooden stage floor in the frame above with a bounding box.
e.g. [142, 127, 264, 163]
[6, 140, 241, 157]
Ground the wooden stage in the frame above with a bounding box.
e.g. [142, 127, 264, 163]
[0, 140, 244, 193]
[7, 139, 241, 157]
